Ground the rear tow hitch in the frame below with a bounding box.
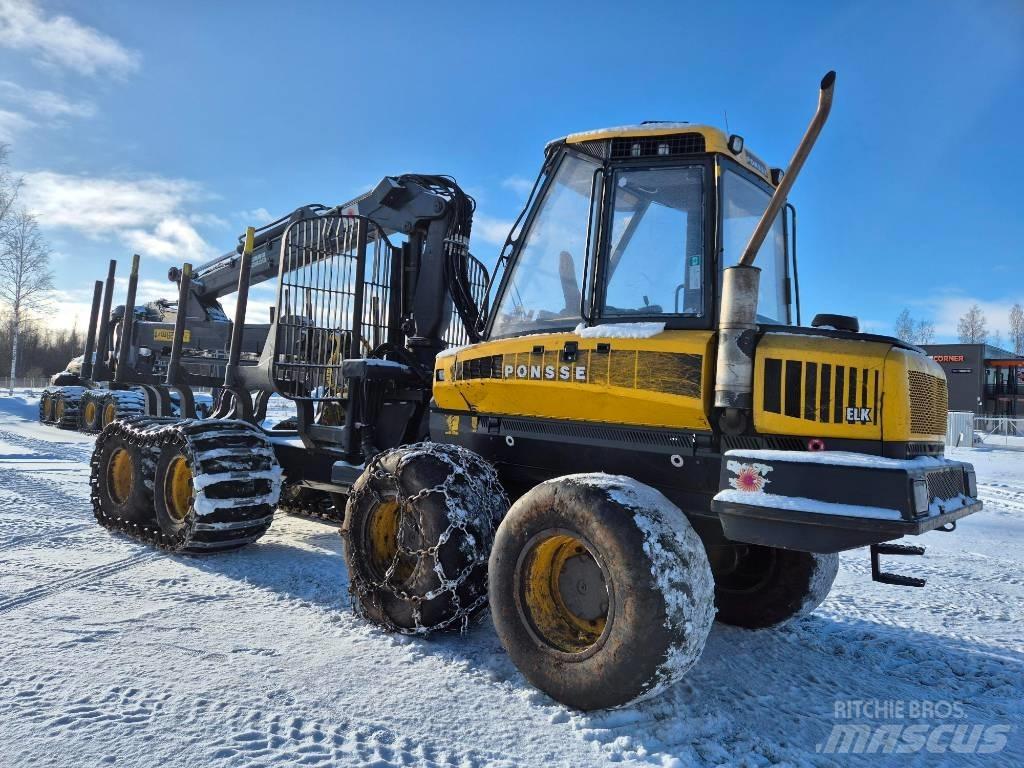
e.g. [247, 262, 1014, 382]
[870, 542, 926, 587]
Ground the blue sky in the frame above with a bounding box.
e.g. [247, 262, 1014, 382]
[0, 0, 1021, 341]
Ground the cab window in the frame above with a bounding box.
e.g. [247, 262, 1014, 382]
[490, 154, 600, 338]
[602, 166, 705, 317]
[721, 169, 788, 324]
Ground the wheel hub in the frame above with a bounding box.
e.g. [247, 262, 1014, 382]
[102, 402, 117, 427]
[108, 448, 134, 505]
[165, 455, 193, 522]
[519, 532, 609, 654]
[366, 498, 415, 583]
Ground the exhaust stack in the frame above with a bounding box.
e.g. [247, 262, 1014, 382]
[714, 71, 836, 432]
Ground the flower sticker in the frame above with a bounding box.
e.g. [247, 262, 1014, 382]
[726, 460, 773, 493]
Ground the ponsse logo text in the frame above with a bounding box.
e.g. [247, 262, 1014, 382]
[504, 363, 587, 382]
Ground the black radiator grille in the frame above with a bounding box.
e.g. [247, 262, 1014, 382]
[926, 468, 966, 502]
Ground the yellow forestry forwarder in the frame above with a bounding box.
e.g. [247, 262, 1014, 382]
[88, 72, 982, 710]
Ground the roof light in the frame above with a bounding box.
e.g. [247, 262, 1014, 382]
[727, 134, 744, 154]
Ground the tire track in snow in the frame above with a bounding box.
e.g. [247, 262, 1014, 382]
[0, 426, 94, 463]
[0, 551, 158, 615]
[0, 463, 96, 553]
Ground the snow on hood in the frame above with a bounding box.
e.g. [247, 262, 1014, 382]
[573, 322, 666, 340]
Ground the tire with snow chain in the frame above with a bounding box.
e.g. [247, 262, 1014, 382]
[91, 426, 157, 525]
[150, 420, 281, 553]
[54, 387, 87, 430]
[39, 391, 53, 423]
[713, 546, 838, 629]
[488, 474, 715, 711]
[79, 390, 103, 432]
[99, 389, 147, 429]
[343, 442, 508, 635]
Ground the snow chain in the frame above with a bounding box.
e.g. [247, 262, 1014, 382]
[346, 443, 507, 636]
[90, 415, 282, 553]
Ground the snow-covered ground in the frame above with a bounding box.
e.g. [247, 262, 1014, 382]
[0, 390, 1020, 767]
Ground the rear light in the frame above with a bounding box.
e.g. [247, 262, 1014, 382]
[808, 438, 826, 451]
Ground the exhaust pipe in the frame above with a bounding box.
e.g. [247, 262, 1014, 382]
[714, 71, 836, 432]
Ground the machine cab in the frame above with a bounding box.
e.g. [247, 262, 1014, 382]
[487, 124, 797, 339]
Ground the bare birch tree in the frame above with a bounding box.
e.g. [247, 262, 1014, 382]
[915, 319, 935, 345]
[1010, 303, 1024, 356]
[0, 144, 22, 233]
[895, 308, 915, 343]
[0, 210, 53, 392]
[957, 304, 987, 344]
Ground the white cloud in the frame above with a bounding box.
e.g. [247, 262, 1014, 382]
[920, 295, 1021, 341]
[472, 214, 514, 247]
[239, 207, 274, 226]
[0, 0, 140, 77]
[21, 170, 217, 262]
[501, 175, 535, 197]
[0, 80, 96, 118]
[122, 216, 214, 263]
[0, 107, 33, 140]
[188, 211, 229, 228]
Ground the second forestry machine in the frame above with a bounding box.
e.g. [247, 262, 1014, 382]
[89, 72, 982, 710]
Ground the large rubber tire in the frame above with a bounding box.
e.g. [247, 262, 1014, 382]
[80, 391, 103, 432]
[343, 442, 508, 634]
[713, 546, 839, 629]
[99, 390, 146, 429]
[150, 421, 280, 553]
[54, 390, 83, 430]
[39, 392, 52, 424]
[91, 429, 156, 525]
[488, 474, 715, 711]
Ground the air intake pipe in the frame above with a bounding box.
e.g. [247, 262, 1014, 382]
[714, 71, 835, 434]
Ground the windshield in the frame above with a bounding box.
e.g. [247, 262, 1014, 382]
[602, 166, 704, 317]
[721, 169, 788, 324]
[490, 153, 600, 338]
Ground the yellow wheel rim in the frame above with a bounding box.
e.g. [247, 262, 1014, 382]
[84, 401, 97, 427]
[367, 499, 414, 583]
[108, 448, 135, 505]
[164, 455, 193, 522]
[41, 395, 50, 419]
[521, 533, 609, 654]
[102, 402, 117, 427]
[54, 398, 65, 421]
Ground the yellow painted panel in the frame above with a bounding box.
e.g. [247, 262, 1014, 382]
[754, 333, 889, 440]
[434, 330, 714, 430]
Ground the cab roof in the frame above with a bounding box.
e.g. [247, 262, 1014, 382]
[547, 123, 774, 184]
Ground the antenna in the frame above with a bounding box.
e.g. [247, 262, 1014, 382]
[724, 110, 730, 134]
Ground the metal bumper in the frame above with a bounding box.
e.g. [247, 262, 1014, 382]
[710, 449, 982, 553]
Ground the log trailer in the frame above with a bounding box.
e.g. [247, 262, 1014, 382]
[88, 72, 982, 710]
[40, 251, 271, 431]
